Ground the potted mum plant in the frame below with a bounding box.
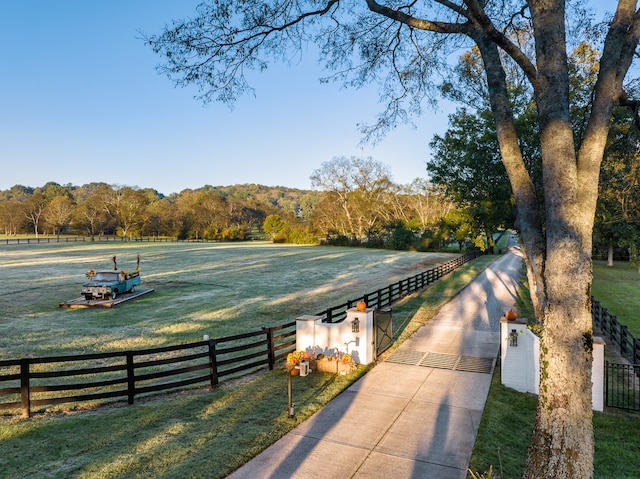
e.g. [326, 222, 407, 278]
[338, 353, 355, 375]
[286, 351, 306, 375]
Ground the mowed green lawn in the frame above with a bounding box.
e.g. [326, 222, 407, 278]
[0, 241, 456, 359]
[592, 259, 640, 336]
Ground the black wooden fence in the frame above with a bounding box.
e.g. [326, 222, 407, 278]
[591, 296, 640, 365]
[0, 236, 227, 245]
[0, 251, 482, 417]
[318, 252, 481, 323]
[0, 323, 296, 418]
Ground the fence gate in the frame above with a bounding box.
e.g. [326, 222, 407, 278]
[375, 307, 393, 357]
[605, 361, 640, 411]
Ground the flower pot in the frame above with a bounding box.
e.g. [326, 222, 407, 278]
[290, 367, 300, 376]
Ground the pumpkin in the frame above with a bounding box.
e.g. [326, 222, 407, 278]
[356, 301, 367, 311]
[505, 309, 517, 321]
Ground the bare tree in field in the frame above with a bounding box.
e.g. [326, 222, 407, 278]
[24, 191, 48, 238]
[310, 156, 393, 241]
[44, 196, 75, 238]
[146, 2, 640, 476]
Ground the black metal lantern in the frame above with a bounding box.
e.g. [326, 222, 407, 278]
[351, 317, 360, 333]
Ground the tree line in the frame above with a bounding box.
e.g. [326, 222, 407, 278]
[0, 169, 474, 250]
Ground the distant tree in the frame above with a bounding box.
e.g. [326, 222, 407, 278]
[73, 184, 115, 239]
[262, 214, 288, 240]
[0, 200, 27, 235]
[428, 108, 516, 248]
[437, 208, 476, 252]
[399, 178, 454, 233]
[44, 196, 75, 238]
[142, 197, 180, 238]
[23, 191, 49, 238]
[594, 108, 640, 264]
[40, 182, 74, 201]
[0, 185, 33, 202]
[104, 187, 149, 240]
[310, 156, 393, 241]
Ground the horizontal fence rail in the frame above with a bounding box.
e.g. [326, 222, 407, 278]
[592, 297, 640, 365]
[1, 251, 482, 417]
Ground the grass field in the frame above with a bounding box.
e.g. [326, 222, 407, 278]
[0, 241, 457, 359]
[592, 259, 640, 336]
[0, 241, 493, 478]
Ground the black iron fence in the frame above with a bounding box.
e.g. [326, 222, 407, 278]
[0, 251, 482, 417]
[605, 362, 640, 411]
[592, 296, 640, 410]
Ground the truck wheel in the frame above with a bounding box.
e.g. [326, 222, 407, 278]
[111, 291, 117, 300]
[84, 294, 92, 301]
[129, 285, 136, 294]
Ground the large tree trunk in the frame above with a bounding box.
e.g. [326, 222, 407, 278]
[522, 2, 596, 477]
[478, 2, 598, 475]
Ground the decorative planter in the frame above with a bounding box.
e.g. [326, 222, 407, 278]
[289, 367, 300, 376]
[309, 358, 355, 374]
[311, 358, 338, 374]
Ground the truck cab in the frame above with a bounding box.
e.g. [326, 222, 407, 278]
[81, 270, 141, 301]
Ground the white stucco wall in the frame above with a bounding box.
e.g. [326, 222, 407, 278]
[296, 308, 375, 365]
[500, 318, 604, 411]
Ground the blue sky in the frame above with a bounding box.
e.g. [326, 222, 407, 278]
[0, 1, 457, 196]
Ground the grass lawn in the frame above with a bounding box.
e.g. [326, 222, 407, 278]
[0, 241, 458, 358]
[592, 260, 640, 336]
[0, 242, 496, 478]
[469, 362, 640, 479]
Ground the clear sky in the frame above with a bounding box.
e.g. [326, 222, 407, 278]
[0, 1, 459, 196]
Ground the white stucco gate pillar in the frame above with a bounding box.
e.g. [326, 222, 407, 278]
[296, 307, 376, 365]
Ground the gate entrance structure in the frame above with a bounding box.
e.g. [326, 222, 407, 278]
[375, 307, 393, 357]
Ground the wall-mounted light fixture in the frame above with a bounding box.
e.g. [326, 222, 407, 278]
[351, 317, 360, 333]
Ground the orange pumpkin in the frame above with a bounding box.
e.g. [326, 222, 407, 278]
[505, 309, 517, 321]
[356, 301, 367, 311]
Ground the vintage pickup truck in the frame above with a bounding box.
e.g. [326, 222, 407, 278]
[81, 270, 141, 301]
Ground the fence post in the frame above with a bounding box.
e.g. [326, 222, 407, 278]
[264, 327, 275, 371]
[126, 353, 135, 405]
[621, 325, 630, 360]
[20, 358, 31, 418]
[208, 339, 219, 387]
